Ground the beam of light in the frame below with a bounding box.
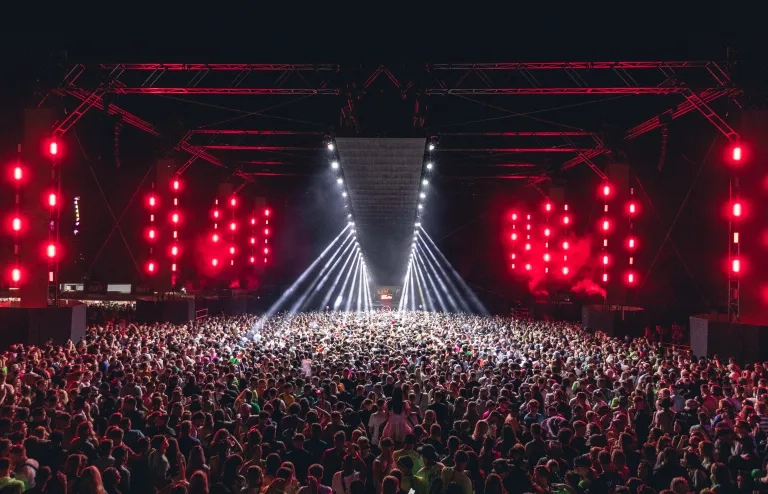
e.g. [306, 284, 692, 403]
[412, 254, 429, 312]
[301, 236, 356, 309]
[320, 244, 358, 309]
[415, 249, 447, 312]
[363, 267, 373, 313]
[255, 225, 350, 330]
[417, 238, 467, 312]
[344, 254, 363, 314]
[356, 261, 363, 312]
[420, 227, 488, 315]
[416, 242, 452, 312]
[335, 254, 360, 310]
[399, 262, 411, 313]
[409, 260, 416, 311]
[286, 233, 354, 314]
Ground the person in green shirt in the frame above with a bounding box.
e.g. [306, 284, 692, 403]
[394, 434, 424, 477]
[0, 458, 26, 491]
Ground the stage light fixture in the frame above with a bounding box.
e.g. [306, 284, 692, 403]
[250, 256, 255, 263]
[331, 161, 339, 169]
[422, 179, 429, 186]
[212, 233, 219, 243]
[732, 258, 741, 273]
[544, 253, 550, 262]
[525, 263, 531, 271]
[603, 273, 608, 282]
[525, 243, 531, 251]
[327, 143, 334, 151]
[49, 141, 58, 156]
[172, 213, 179, 224]
[511, 233, 517, 241]
[562, 266, 569, 275]
[627, 272, 635, 284]
[732, 145, 742, 162]
[46, 244, 56, 259]
[13, 167, 22, 181]
[511, 213, 517, 221]
[418, 204, 423, 209]
[426, 162, 433, 170]
[250, 218, 256, 225]
[545, 202, 552, 212]
[264, 209, 271, 216]
[148, 229, 156, 239]
[603, 185, 611, 197]
[212, 258, 218, 267]
[733, 202, 742, 217]
[342, 192, 347, 197]
[429, 143, 435, 151]
[230, 222, 236, 231]
[415, 222, 421, 227]
[230, 197, 237, 207]
[420, 192, 426, 199]
[229, 246, 235, 255]
[213, 210, 219, 218]
[264, 247, 269, 254]
[171, 245, 178, 256]
[602, 220, 610, 231]
[149, 196, 156, 207]
[337, 178, 343, 184]
[628, 237, 636, 249]
[12, 217, 21, 232]
[11, 268, 21, 283]
[544, 228, 551, 237]
[562, 241, 569, 250]
[629, 202, 636, 214]
[48, 193, 57, 207]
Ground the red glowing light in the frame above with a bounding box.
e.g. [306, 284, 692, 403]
[602, 273, 608, 282]
[250, 256, 255, 263]
[11, 268, 21, 283]
[602, 255, 609, 265]
[511, 264, 516, 270]
[526, 224, 531, 231]
[525, 263, 531, 271]
[562, 241, 569, 250]
[545, 203, 552, 212]
[511, 213, 518, 221]
[12, 217, 21, 232]
[49, 141, 58, 156]
[264, 247, 270, 254]
[511, 233, 518, 241]
[251, 218, 256, 225]
[149, 196, 156, 207]
[563, 216, 570, 225]
[230, 222, 236, 231]
[602, 220, 610, 231]
[627, 272, 635, 284]
[628, 237, 636, 249]
[229, 246, 236, 255]
[230, 197, 237, 207]
[733, 202, 742, 217]
[212, 233, 219, 243]
[171, 246, 178, 256]
[13, 167, 22, 181]
[171, 263, 177, 272]
[48, 193, 57, 207]
[264, 209, 271, 216]
[172, 213, 179, 223]
[525, 243, 531, 251]
[173, 179, 180, 190]
[250, 237, 256, 244]
[732, 146, 742, 162]
[732, 258, 741, 273]
[544, 228, 551, 237]
[46, 244, 56, 259]
[603, 185, 611, 197]
[264, 258, 268, 263]
[213, 210, 219, 218]
[629, 202, 636, 214]
[212, 258, 218, 267]
[264, 228, 270, 235]
[148, 229, 156, 240]
[147, 261, 155, 273]
[510, 253, 516, 260]
[562, 266, 569, 275]
[543, 253, 551, 262]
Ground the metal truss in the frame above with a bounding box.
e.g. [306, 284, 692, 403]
[49, 60, 740, 180]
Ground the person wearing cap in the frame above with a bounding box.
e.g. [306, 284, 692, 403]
[416, 444, 444, 494]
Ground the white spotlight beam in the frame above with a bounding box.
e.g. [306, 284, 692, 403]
[334, 253, 360, 310]
[320, 244, 358, 309]
[256, 225, 350, 327]
[287, 233, 354, 313]
[416, 245, 448, 312]
[420, 228, 488, 315]
[417, 241, 462, 312]
[418, 236, 469, 312]
[344, 254, 362, 313]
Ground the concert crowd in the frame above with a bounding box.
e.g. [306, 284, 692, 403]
[0, 310, 766, 494]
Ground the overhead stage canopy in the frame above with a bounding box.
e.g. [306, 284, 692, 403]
[336, 138, 426, 285]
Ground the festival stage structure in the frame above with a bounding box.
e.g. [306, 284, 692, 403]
[2, 60, 760, 352]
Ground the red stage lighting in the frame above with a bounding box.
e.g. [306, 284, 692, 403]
[172, 263, 177, 272]
[230, 222, 236, 231]
[543, 253, 551, 262]
[148, 196, 156, 207]
[563, 215, 570, 225]
[48, 141, 58, 156]
[562, 266, 569, 275]
[732, 258, 741, 273]
[12, 217, 21, 232]
[251, 218, 256, 225]
[212, 233, 219, 243]
[544, 228, 551, 237]
[48, 193, 57, 207]
[250, 256, 255, 263]
[545, 202, 552, 212]
[732, 146, 742, 162]
[11, 268, 21, 283]
[511, 213, 518, 221]
[511, 233, 518, 241]
[602, 255, 609, 265]
[229, 246, 236, 255]
[602, 220, 610, 231]
[264, 247, 270, 254]
[250, 237, 256, 245]
[602, 273, 608, 282]
[628, 237, 636, 249]
[627, 272, 635, 284]
[171, 246, 178, 256]
[173, 179, 180, 190]
[13, 167, 22, 181]
[213, 210, 219, 219]
[562, 241, 569, 250]
[629, 202, 636, 214]
[46, 244, 56, 259]
[525, 243, 531, 251]
[147, 261, 155, 273]
[172, 213, 179, 224]
[148, 228, 156, 240]
[212, 258, 218, 267]
[264, 208, 271, 216]
[733, 202, 742, 217]
[603, 185, 611, 197]
[230, 197, 237, 207]
[525, 263, 531, 271]
[264, 228, 270, 235]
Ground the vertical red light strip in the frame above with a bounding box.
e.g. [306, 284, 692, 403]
[626, 187, 637, 285]
[510, 211, 518, 270]
[561, 203, 571, 276]
[229, 195, 237, 266]
[728, 144, 743, 321]
[211, 198, 220, 268]
[263, 207, 271, 264]
[10, 146, 23, 286]
[146, 183, 157, 275]
[524, 213, 532, 272]
[543, 200, 552, 274]
[249, 209, 257, 264]
[601, 182, 611, 290]
[170, 178, 180, 285]
[47, 139, 61, 303]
